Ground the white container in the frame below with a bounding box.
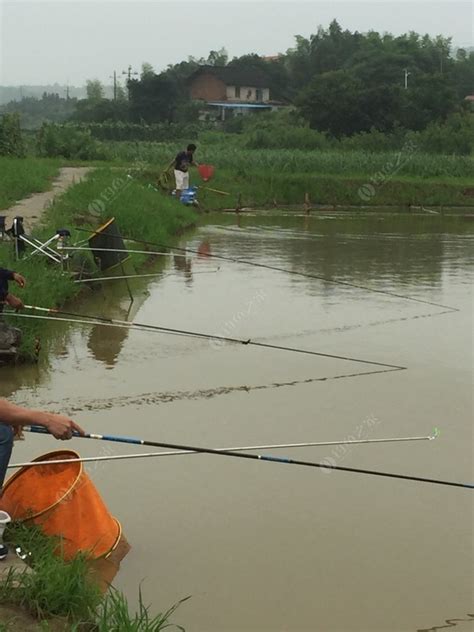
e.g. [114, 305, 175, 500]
[0, 511, 11, 542]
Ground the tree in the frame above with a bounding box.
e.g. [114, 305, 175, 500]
[86, 79, 105, 103]
[141, 62, 155, 79]
[297, 70, 371, 136]
[128, 74, 180, 123]
[207, 47, 228, 66]
[452, 50, 474, 99]
[399, 73, 458, 130]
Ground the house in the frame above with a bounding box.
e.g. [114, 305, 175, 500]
[188, 66, 283, 120]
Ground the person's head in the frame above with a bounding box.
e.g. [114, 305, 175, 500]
[187, 143, 197, 154]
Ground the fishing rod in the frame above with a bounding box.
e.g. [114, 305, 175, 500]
[4, 311, 194, 341]
[23, 426, 472, 490]
[9, 433, 437, 469]
[12, 305, 406, 370]
[74, 269, 220, 284]
[87, 231, 455, 313]
[63, 246, 187, 259]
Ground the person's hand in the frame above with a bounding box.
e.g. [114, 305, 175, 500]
[6, 294, 24, 311]
[12, 273, 26, 289]
[42, 413, 86, 440]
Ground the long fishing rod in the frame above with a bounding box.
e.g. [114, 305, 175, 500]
[74, 269, 220, 284]
[9, 433, 437, 469]
[4, 311, 195, 343]
[101, 232, 457, 313]
[12, 305, 406, 370]
[63, 246, 188, 258]
[23, 426, 472, 489]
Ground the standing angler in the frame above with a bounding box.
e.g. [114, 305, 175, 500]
[172, 143, 198, 199]
[0, 268, 26, 313]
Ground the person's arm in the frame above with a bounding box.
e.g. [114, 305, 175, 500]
[0, 269, 14, 302]
[0, 270, 26, 310]
[0, 399, 85, 440]
[0, 270, 25, 287]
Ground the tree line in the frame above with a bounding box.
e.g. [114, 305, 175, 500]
[1, 20, 473, 139]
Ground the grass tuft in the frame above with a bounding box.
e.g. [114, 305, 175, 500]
[0, 523, 188, 630]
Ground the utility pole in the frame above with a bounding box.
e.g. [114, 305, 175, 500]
[404, 68, 411, 89]
[122, 65, 139, 99]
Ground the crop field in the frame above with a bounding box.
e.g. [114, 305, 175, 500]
[100, 142, 474, 180]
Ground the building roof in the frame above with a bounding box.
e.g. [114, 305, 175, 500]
[464, 95, 474, 101]
[189, 65, 270, 88]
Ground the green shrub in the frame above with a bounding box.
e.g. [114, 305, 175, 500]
[0, 113, 25, 157]
[36, 123, 105, 160]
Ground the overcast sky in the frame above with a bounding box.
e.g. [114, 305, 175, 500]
[0, 0, 472, 86]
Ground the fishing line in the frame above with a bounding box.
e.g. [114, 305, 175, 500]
[9, 305, 407, 370]
[23, 426, 473, 490]
[8, 433, 437, 469]
[93, 232, 457, 313]
[254, 309, 455, 342]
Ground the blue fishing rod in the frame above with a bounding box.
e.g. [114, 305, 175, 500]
[24, 426, 473, 490]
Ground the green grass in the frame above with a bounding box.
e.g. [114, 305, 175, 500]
[0, 523, 188, 630]
[135, 165, 473, 210]
[0, 158, 60, 210]
[95, 588, 189, 632]
[1, 523, 101, 621]
[1, 166, 197, 360]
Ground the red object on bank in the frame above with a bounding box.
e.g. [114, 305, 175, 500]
[198, 164, 215, 182]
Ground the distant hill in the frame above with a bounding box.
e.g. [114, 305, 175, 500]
[0, 84, 114, 105]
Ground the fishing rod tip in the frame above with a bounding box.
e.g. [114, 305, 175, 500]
[430, 427, 440, 440]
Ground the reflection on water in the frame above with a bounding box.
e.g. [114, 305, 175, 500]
[87, 323, 130, 368]
[1, 212, 473, 632]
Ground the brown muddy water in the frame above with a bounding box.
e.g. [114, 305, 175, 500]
[1, 212, 473, 632]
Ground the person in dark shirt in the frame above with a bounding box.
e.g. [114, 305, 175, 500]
[172, 143, 198, 199]
[0, 268, 26, 313]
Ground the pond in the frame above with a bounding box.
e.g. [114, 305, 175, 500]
[2, 212, 473, 632]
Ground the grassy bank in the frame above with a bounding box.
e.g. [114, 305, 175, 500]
[0, 522, 187, 630]
[1, 166, 196, 360]
[136, 166, 473, 210]
[0, 158, 60, 210]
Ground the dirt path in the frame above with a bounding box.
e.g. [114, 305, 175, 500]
[3, 167, 92, 232]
